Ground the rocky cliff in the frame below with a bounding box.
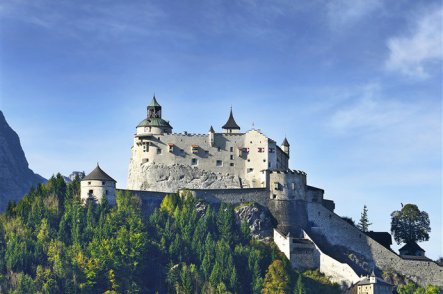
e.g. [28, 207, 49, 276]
[127, 162, 242, 192]
[0, 111, 46, 211]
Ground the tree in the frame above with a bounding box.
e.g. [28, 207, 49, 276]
[357, 205, 371, 232]
[294, 273, 305, 294]
[262, 260, 290, 294]
[391, 204, 431, 244]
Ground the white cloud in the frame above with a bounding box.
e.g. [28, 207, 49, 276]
[326, 0, 382, 28]
[386, 8, 443, 78]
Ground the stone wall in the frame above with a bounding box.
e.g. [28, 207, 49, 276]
[186, 187, 269, 207]
[303, 230, 360, 287]
[117, 189, 168, 215]
[307, 202, 443, 287]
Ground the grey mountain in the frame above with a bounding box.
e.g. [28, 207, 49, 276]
[0, 110, 46, 211]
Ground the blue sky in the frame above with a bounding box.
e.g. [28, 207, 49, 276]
[1, 0, 442, 259]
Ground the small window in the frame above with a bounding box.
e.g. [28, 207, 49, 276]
[258, 147, 264, 153]
[105, 190, 109, 195]
[247, 159, 250, 162]
[247, 168, 253, 173]
[88, 189, 93, 194]
[263, 159, 266, 162]
[102, 181, 105, 185]
[217, 147, 221, 152]
[230, 163, 234, 167]
[168, 144, 174, 152]
[88, 181, 91, 185]
[274, 182, 279, 190]
[192, 145, 199, 153]
[230, 147, 234, 152]
[216, 160, 223, 167]
[191, 158, 198, 166]
[157, 148, 162, 154]
[291, 183, 296, 190]
[230, 155, 234, 160]
[272, 194, 277, 199]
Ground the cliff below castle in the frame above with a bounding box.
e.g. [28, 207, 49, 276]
[127, 162, 242, 192]
[0, 111, 45, 211]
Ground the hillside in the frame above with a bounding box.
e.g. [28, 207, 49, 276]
[0, 111, 46, 211]
[0, 176, 340, 293]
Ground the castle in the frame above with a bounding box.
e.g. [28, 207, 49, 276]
[80, 96, 443, 288]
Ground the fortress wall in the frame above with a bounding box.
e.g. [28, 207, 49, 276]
[307, 202, 443, 287]
[118, 189, 167, 215]
[268, 200, 308, 237]
[303, 231, 360, 287]
[187, 188, 269, 207]
[268, 171, 306, 200]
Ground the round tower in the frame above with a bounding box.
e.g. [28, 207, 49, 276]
[281, 137, 290, 158]
[136, 95, 173, 135]
[208, 125, 215, 147]
[81, 164, 116, 204]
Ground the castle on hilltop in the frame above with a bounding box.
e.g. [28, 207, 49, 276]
[127, 96, 290, 190]
[80, 96, 442, 289]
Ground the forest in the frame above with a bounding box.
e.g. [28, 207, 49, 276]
[0, 175, 340, 293]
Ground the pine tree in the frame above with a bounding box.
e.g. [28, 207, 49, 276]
[357, 205, 372, 232]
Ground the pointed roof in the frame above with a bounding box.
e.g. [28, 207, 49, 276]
[209, 125, 215, 133]
[222, 109, 240, 130]
[82, 164, 116, 182]
[399, 241, 425, 254]
[282, 137, 290, 147]
[149, 95, 161, 107]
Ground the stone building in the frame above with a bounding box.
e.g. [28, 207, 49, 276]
[354, 272, 393, 294]
[80, 164, 116, 204]
[127, 96, 290, 191]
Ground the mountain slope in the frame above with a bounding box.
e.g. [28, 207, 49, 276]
[0, 110, 46, 211]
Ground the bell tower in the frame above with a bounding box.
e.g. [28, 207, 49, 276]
[147, 95, 162, 119]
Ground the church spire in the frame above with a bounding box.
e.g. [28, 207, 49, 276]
[147, 95, 162, 118]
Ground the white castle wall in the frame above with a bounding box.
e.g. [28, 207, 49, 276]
[128, 129, 289, 190]
[303, 230, 360, 287]
[307, 202, 443, 287]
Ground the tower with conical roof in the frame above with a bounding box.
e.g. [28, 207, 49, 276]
[136, 95, 173, 135]
[222, 108, 241, 134]
[80, 164, 116, 204]
[281, 137, 290, 158]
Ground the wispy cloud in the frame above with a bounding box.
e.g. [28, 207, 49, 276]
[326, 0, 382, 28]
[385, 8, 443, 79]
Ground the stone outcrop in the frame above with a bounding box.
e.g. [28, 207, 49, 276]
[127, 162, 242, 192]
[0, 111, 46, 211]
[235, 202, 274, 240]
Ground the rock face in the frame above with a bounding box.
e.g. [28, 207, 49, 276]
[127, 162, 242, 192]
[235, 202, 274, 240]
[0, 111, 46, 211]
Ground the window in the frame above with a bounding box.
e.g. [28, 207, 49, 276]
[191, 158, 198, 166]
[263, 159, 266, 162]
[269, 148, 275, 153]
[247, 168, 253, 173]
[230, 163, 234, 166]
[102, 181, 105, 185]
[168, 144, 174, 153]
[157, 148, 162, 154]
[258, 147, 264, 153]
[274, 182, 279, 190]
[88, 189, 93, 194]
[217, 147, 221, 152]
[247, 159, 250, 162]
[105, 190, 109, 195]
[230, 155, 234, 160]
[216, 160, 223, 167]
[88, 182, 91, 185]
[192, 145, 199, 154]
[291, 183, 296, 190]
[230, 147, 234, 152]
[143, 143, 149, 152]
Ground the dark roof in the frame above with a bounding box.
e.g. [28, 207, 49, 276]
[222, 109, 240, 130]
[401, 255, 432, 261]
[137, 118, 172, 129]
[366, 231, 392, 248]
[83, 165, 116, 182]
[399, 242, 425, 253]
[209, 125, 215, 133]
[282, 137, 290, 147]
[149, 96, 161, 107]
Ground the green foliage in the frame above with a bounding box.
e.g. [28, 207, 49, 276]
[357, 205, 371, 232]
[0, 176, 342, 293]
[391, 204, 431, 244]
[262, 259, 290, 294]
[397, 282, 441, 294]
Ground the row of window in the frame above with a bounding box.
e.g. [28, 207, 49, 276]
[142, 143, 275, 154]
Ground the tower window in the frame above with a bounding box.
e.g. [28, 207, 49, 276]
[105, 190, 109, 195]
[230, 147, 234, 152]
[258, 147, 264, 153]
[230, 155, 234, 160]
[192, 145, 199, 154]
[102, 181, 105, 185]
[168, 144, 174, 153]
[191, 158, 198, 166]
[216, 160, 223, 167]
[157, 148, 162, 154]
[230, 163, 234, 167]
[247, 168, 253, 173]
[88, 189, 93, 194]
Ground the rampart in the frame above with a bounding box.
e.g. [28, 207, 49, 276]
[306, 202, 443, 287]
